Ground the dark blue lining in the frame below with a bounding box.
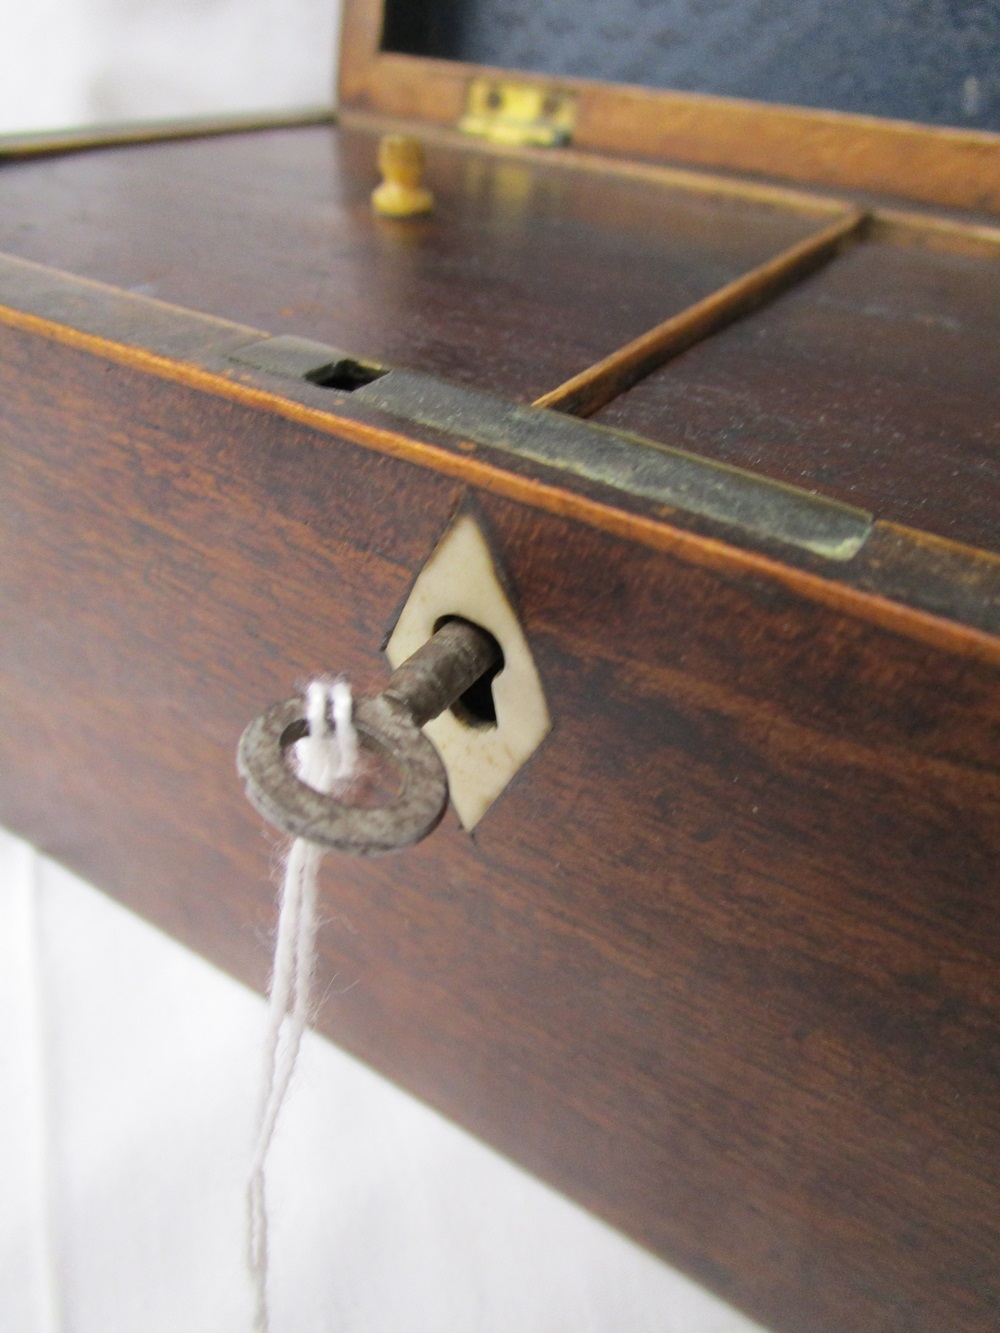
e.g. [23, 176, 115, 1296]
[382, 0, 1000, 132]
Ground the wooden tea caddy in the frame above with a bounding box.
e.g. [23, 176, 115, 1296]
[1, 3, 998, 1329]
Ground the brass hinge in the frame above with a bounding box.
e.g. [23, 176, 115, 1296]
[458, 77, 577, 148]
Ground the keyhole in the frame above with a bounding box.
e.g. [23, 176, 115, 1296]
[433, 617, 504, 728]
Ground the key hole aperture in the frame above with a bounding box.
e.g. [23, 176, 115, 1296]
[433, 616, 504, 729]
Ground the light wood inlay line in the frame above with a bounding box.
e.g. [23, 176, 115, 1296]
[533, 208, 868, 418]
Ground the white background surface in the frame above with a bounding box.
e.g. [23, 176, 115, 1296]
[0, 0, 338, 133]
[0, 827, 767, 1332]
[0, 3, 768, 1327]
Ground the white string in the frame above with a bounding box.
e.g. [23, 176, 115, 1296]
[248, 677, 358, 1333]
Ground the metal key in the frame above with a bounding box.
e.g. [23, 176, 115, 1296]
[237, 619, 501, 856]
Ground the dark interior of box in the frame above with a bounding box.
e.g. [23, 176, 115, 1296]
[381, 0, 1000, 132]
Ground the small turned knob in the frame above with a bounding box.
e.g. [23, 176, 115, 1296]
[371, 134, 434, 218]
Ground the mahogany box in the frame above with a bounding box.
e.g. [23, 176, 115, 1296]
[1, 4, 998, 1329]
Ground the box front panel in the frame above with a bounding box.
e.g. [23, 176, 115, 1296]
[1, 320, 998, 1332]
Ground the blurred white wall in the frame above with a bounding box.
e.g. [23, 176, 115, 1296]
[0, 0, 339, 133]
[0, 828, 767, 1333]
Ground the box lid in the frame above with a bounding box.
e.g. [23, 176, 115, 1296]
[339, 0, 1000, 212]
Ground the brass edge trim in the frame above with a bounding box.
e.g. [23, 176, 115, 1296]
[0, 107, 336, 160]
[347, 367, 872, 560]
[533, 209, 868, 417]
[0, 258, 997, 667]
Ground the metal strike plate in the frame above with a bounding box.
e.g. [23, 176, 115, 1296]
[226, 338, 872, 562]
[459, 77, 577, 148]
[352, 371, 873, 562]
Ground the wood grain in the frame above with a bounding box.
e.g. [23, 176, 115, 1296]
[337, 106, 1000, 261]
[1, 323, 998, 1333]
[596, 237, 1000, 556]
[338, 0, 1000, 214]
[533, 209, 867, 415]
[0, 252, 996, 664]
[338, 104, 858, 221]
[0, 122, 822, 404]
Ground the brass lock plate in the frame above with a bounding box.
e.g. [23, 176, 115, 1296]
[458, 77, 577, 148]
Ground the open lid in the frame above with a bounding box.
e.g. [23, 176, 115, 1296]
[339, 0, 1000, 213]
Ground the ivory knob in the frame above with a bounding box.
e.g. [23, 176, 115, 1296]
[371, 134, 435, 218]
